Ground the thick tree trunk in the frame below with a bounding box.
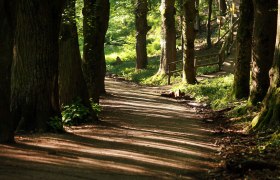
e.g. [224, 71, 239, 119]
[218, 0, 227, 15]
[233, 0, 254, 99]
[11, 0, 64, 132]
[249, 0, 277, 105]
[0, 0, 14, 143]
[59, 0, 90, 107]
[158, 0, 176, 75]
[135, 0, 149, 70]
[207, 0, 213, 48]
[182, 0, 197, 84]
[83, 0, 110, 102]
[252, 0, 280, 129]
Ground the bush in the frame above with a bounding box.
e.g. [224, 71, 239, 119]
[48, 98, 102, 132]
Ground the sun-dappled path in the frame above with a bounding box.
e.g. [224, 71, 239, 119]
[0, 78, 220, 179]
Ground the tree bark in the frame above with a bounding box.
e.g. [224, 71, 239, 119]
[11, 0, 64, 132]
[218, 0, 227, 16]
[182, 0, 197, 84]
[158, 0, 176, 75]
[98, 0, 110, 94]
[252, 0, 280, 129]
[194, 0, 200, 33]
[0, 0, 14, 143]
[135, 0, 149, 70]
[59, 0, 90, 107]
[233, 0, 254, 99]
[83, 0, 110, 102]
[207, 0, 213, 48]
[249, 0, 277, 105]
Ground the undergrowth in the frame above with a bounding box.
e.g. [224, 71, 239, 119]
[172, 75, 234, 110]
[48, 98, 101, 132]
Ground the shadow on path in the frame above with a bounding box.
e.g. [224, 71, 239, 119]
[0, 78, 220, 179]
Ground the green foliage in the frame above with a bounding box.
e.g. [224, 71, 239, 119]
[196, 65, 219, 75]
[172, 75, 234, 109]
[48, 116, 64, 133]
[107, 56, 160, 84]
[62, 98, 90, 126]
[76, 0, 84, 54]
[258, 131, 280, 152]
[90, 98, 102, 115]
[48, 98, 102, 132]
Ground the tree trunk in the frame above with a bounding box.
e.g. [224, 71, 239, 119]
[182, 0, 197, 84]
[135, 0, 149, 70]
[98, 0, 110, 94]
[252, 0, 280, 129]
[249, 0, 277, 105]
[83, 0, 110, 102]
[59, 0, 90, 107]
[194, 0, 200, 33]
[207, 0, 213, 48]
[158, 0, 176, 75]
[218, 0, 227, 16]
[233, 0, 254, 99]
[11, 0, 64, 132]
[0, 0, 14, 143]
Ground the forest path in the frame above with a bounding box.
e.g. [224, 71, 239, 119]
[0, 78, 220, 180]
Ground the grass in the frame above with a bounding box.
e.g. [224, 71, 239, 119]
[172, 74, 235, 110]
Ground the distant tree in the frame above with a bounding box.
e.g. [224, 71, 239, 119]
[233, 0, 254, 99]
[59, 0, 91, 107]
[135, 0, 150, 70]
[182, 0, 197, 84]
[252, 0, 280, 129]
[0, 0, 14, 143]
[218, 0, 227, 16]
[11, 0, 64, 132]
[207, 0, 213, 48]
[158, 0, 176, 75]
[98, 0, 110, 94]
[83, 0, 110, 103]
[249, 0, 277, 105]
[194, 0, 200, 33]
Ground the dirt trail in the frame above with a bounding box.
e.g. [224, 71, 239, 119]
[0, 79, 219, 179]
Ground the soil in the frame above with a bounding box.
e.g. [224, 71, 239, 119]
[0, 78, 221, 180]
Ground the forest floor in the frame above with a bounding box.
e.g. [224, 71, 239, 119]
[0, 78, 221, 180]
[1, 49, 279, 179]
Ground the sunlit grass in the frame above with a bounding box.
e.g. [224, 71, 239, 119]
[172, 75, 235, 110]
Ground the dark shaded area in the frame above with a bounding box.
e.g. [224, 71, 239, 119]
[0, 79, 219, 179]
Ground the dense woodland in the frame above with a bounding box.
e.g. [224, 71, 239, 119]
[1, 0, 280, 178]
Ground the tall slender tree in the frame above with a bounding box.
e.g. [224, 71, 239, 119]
[98, 0, 110, 94]
[135, 0, 150, 70]
[11, 0, 64, 132]
[207, 0, 213, 48]
[249, 0, 277, 105]
[182, 0, 197, 84]
[59, 0, 90, 107]
[233, 0, 254, 99]
[0, 0, 14, 143]
[194, 0, 200, 33]
[158, 0, 176, 75]
[83, 0, 110, 102]
[252, 0, 280, 129]
[218, 0, 227, 16]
